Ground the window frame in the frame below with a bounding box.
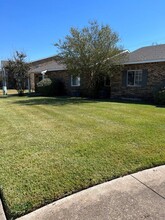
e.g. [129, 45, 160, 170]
[127, 70, 142, 87]
[71, 75, 80, 87]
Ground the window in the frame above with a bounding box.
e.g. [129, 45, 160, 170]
[71, 75, 80, 86]
[104, 76, 111, 87]
[127, 70, 142, 86]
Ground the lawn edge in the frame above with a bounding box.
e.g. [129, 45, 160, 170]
[10, 162, 165, 219]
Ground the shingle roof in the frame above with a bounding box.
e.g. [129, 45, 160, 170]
[30, 60, 66, 73]
[124, 44, 165, 64]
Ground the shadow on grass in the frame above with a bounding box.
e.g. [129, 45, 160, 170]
[99, 98, 165, 108]
[11, 94, 165, 108]
[13, 96, 97, 106]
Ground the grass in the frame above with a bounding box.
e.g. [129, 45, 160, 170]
[0, 89, 19, 96]
[0, 89, 29, 96]
[0, 95, 165, 218]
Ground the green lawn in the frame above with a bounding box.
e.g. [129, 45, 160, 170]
[0, 96, 165, 218]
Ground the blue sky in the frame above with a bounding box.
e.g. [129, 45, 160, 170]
[1, 0, 165, 61]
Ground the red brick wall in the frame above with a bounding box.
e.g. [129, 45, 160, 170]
[31, 58, 165, 100]
[111, 62, 165, 100]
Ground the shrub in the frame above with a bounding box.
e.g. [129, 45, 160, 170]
[154, 86, 165, 105]
[37, 78, 53, 96]
[36, 78, 66, 96]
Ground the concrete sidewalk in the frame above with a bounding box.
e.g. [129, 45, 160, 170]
[15, 165, 165, 220]
[0, 199, 6, 220]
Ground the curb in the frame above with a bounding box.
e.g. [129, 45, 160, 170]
[16, 165, 165, 220]
[0, 198, 7, 220]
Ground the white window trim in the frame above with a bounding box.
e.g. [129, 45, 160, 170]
[127, 70, 142, 87]
[71, 75, 80, 87]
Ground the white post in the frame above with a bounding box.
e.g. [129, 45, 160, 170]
[42, 73, 45, 80]
[2, 67, 7, 95]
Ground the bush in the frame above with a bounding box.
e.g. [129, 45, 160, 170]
[154, 87, 165, 105]
[37, 78, 53, 96]
[36, 78, 66, 96]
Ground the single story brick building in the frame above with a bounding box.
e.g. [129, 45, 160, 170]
[1, 44, 165, 99]
[111, 44, 165, 100]
[25, 44, 165, 100]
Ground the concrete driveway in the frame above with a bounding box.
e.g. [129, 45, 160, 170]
[14, 165, 165, 219]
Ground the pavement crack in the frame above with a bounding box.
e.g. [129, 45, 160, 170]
[130, 174, 165, 200]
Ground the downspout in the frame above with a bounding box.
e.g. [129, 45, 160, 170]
[41, 70, 47, 79]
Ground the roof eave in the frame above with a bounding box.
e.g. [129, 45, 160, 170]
[123, 59, 165, 65]
[30, 67, 66, 73]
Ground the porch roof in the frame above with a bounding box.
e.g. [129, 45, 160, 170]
[29, 60, 66, 74]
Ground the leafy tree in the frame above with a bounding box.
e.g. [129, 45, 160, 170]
[55, 21, 125, 97]
[5, 51, 30, 95]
